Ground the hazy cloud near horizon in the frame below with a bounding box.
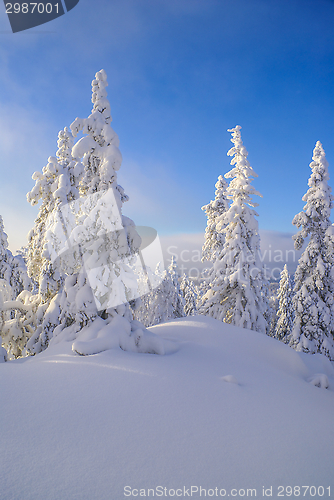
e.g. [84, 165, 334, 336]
[159, 229, 301, 280]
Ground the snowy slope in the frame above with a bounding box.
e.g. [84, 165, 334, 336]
[1, 316, 334, 500]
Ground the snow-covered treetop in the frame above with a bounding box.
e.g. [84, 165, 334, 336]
[70, 69, 118, 149]
[292, 141, 333, 250]
[277, 264, 293, 297]
[54, 127, 82, 205]
[168, 255, 178, 276]
[69, 70, 122, 195]
[26, 127, 81, 283]
[225, 125, 262, 209]
[91, 69, 111, 123]
[27, 127, 78, 209]
[0, 216, 31, 297]
[0, 215, 12, 286]
[0, 216, 9, 258]
[56, 127, 74, 164]
[202, 175, 228, 215]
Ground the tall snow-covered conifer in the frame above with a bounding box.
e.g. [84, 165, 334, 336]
[61, 70, 140, 330]
[180, 274, 198, 316]
[290, 141, 334, 360]
[133, 259, 186, 326]
[0, 216, 33, 358]
[201, 175, 229, 263]
[26, 126, 79, 300]
[166, 257, 185, 319]
[200, 126, 267, 333]
[0, 217, 13, 287]
[0, 216, 30, 298]
[25, 127, 83, 354]
[143, 268, 170, 327]
[275, 265, 293, 343]
[37, 70, 163, 356]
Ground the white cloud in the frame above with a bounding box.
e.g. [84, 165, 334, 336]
[157, 229, 301, 281]
[160, 232, 206, 279]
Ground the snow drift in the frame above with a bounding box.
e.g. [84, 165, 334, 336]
[0, 316, 333, 500]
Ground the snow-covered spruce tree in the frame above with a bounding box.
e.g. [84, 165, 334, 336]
[0, 221, 36, 359]
[25, 127, 83, 354]
[0, 216, 34, 358]
[261, 280, 275, 336]
[290, 141, 334, 360]
[199, 126, 267, 333]
[166, 257, 185, 319]
[11, 253, 32, 298]
[143, 278, 169, 327]
[0, 216, 30, 298]
[26, 126, 79, 301]
[132, 293, 150, 328]
[0, 280, 10, 360]
[1, 291, 41, 359]
[200, 175, 229, 303]
[133, 264, 171, 327]
[0, 216, 13, 298]
[0, 217, 14, 288]
[132, 265, 164, 327]
[180, 274, 198, 316]
[201, 175, 229, 263]
[195, 269, 211, 310]
[133, 259, 185, 326]
[275, 265, 294, 343]
[70, 69, 123, 196]
[265, 284, 279, 337]
[36, 70, 164, 356]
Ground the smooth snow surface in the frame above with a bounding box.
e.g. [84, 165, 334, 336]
[1, 316, 334, 500]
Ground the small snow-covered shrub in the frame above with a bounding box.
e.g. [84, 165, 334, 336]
[1, 290, 41, 359]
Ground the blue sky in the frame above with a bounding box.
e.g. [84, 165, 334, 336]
[0, 0, 334, 254]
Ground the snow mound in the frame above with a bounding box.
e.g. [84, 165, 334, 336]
[221, 374, 239, 384]
[1, 316, 333, 500]
[308, 373, 329, 389]
[71, 316, 176, 356]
